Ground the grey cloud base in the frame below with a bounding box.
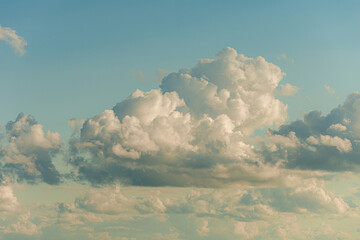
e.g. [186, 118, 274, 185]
[264, 92, 360, 172]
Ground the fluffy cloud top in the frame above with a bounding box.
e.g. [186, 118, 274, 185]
[0, 113, 62, 185]
[0, 25, 27, 55]
[69, 47, 290, 187]
[160, 47, 287, 134]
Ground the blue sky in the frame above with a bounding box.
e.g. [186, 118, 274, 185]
[2, 0, 360, 136]
[1, 1, 360, 239]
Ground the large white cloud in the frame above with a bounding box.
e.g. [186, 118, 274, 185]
[69, 47, 290, 187]
[0, 25, 27, 55]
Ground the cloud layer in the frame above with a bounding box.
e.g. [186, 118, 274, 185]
[50, 181, 353, 239]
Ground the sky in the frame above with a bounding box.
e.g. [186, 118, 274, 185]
[1, 0, 360, 239]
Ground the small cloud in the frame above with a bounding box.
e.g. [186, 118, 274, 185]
[0, 25, 27, 55]
[324, 84, 335, 94]
[131, 70, 144, 80]
[277, 53, 294, 64]
[275, 83, 300, 97]
[328, 123, 347, 132]
[197, 220, 210, 236]
[68, 118, 85, 127]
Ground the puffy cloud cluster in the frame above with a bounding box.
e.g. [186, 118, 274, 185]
[160, 47, 287, 134]
[4, 212, 40, 235]
[0, 179, 343, 239]
[234, 221, 268, 239]
[0, 113, 62, 185]
[0, 185, 18, 213]
[241, 183, 349, 214]
[75, 185, 133, 215]
[69, 47, 289, 187]
[263, 92, 360, 171]
[0, 25, 27, 55]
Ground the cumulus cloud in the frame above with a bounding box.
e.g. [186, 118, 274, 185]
[160, 47, 287, 133]
[57, 202, 105, 228]
[319, 135, 352, 152]
[242, 182, 349, 214]
[0, 25, 27, 55]
[234, 221, 268, 239]
[263, 92, 360, 171]
[69, 47, 289, 187]
[75, 185, 133, 215]
[328, 123, 347, 132]
[196, 220, 210, 236]
[0, 113, 62, 185]
[0, 185, 18, 213]
[10, 179, 347, 239]
[4, 212, 40, 235]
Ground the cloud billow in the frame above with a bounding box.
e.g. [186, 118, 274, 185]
[0, 113, 62, 185]
[263, 92, 360, 171]
[69, 47, 289, 187]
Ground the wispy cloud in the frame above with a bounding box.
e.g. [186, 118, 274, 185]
[275, 83, 300, 97]
[277, 53, 294, 64]
[0, 25, 27, 55]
